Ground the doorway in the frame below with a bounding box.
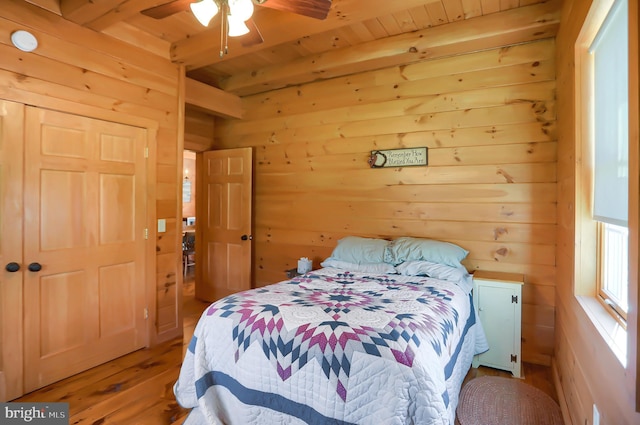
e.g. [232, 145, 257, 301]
[182, 150, 197, 274]
[182, 150, 197, 294]
[180, 147, 253, 304]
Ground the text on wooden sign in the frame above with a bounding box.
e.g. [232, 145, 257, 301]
[368, 147, 428, 168]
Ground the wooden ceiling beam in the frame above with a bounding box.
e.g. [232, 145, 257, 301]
[185, 77, 244, 119]
[60, 0, 167, 30]
[218, 0, 561, 96]
[24, 0, 61, 14]
[170, 0, 444, 70]
[60, 0, 125, 24]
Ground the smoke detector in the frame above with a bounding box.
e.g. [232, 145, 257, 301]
[11, 30, 38, 52]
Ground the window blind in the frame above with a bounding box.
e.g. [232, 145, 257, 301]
[590, 0, 629, 227]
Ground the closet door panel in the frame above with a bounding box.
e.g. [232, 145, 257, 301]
[0, 100, 25, 401]
[39, 169, 87, 250]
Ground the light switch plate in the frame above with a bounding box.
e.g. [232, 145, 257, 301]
[157, 219, 166, 233]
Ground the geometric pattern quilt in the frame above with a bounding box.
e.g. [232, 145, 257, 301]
[206, 270, 462, 401]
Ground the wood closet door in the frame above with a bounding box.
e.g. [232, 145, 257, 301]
[0, 100, 25, 401]
[22, 107, 148, 392]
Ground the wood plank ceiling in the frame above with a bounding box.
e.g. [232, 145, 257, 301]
[28, 0, 552, 96]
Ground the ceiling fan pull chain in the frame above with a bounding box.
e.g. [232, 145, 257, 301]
[220, 5, 225, 57]
[224, 18, 229, 56]
[220, 2, 230, 57]
[219, 2, 225, 57]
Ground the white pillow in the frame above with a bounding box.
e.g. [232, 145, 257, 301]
[395, 260, 473, 293]
[320, 258, 397, 274]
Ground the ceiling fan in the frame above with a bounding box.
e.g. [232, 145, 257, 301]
[141, 0, 332, 55]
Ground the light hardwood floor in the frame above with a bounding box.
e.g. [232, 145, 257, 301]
[14, 269, 557, 424]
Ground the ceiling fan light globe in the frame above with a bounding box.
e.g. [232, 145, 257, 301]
[227, 15, 250, 36]
[229, 0, 254, 21]
[190, 0, 219, 26]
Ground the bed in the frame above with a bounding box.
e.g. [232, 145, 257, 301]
[174, 236, 488, 425]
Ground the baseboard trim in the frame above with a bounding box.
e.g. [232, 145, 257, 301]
[551, 357, 572, 425]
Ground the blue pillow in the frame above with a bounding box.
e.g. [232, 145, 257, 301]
[329, 236, 392, 264]
[387, 237, 468, 268]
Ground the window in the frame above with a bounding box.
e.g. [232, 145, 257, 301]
[590, 0, 629, 323]
[598, 223, 628, 320]
[574, 0, 632, 366]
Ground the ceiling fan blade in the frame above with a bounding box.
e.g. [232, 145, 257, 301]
[140, 0, 196, 19]
[242, 18, 264, 47]
[255, 0, 332, 20]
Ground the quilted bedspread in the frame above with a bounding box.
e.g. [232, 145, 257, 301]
[174, 268, 487, 425]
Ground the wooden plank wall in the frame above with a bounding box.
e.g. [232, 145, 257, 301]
[555, 0, 640, 424]
[0, 1, 183, 344]
[215, 38, 557, 366]
[184, 105, 215, 152]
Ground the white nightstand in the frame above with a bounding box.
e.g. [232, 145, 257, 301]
[472, 270, 524, 378]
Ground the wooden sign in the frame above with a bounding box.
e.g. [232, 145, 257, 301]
[368, 147, 428, 168]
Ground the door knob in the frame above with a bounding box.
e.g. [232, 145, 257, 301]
[28, 262, 42, 272]
[5, 262, 20, 272]
[240, 234, 253, 241]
